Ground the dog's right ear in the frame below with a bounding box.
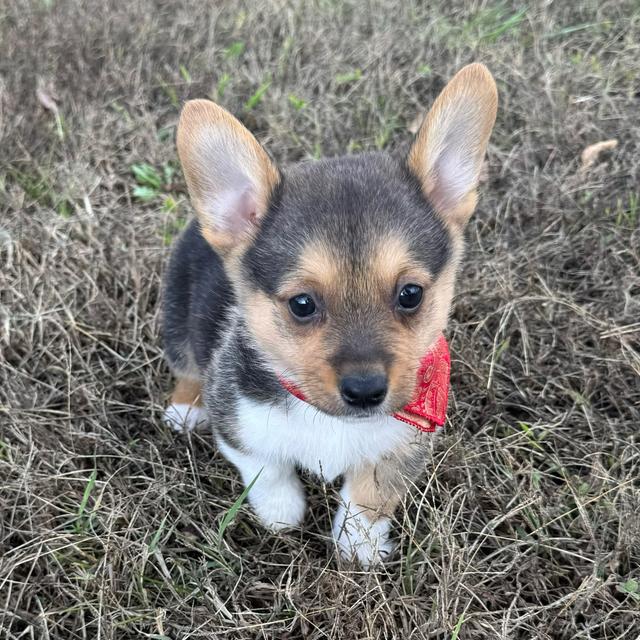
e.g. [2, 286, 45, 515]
[176, 100, 280, 250]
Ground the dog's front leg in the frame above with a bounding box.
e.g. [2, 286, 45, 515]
[332, 464, 398, 567]
[216, 438, 306, 530]
[332, 441, 427, 568]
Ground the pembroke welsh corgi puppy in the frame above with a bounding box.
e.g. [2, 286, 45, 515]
[162, 63, 497, 567]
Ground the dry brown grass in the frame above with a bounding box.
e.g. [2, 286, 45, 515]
[1, 1, 640, 638]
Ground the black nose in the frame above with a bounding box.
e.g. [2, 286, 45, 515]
[340, 374, 388, 409]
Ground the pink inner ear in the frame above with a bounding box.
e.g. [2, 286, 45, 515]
[214, 185, 259, 235]
[434, 151, 477, 207]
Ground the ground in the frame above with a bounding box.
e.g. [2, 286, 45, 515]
[1, 1, 639, 638]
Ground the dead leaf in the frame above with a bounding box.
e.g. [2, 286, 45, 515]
[580, 139, 618, 171]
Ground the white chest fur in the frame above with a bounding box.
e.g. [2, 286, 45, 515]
[235, 394, 416, 481]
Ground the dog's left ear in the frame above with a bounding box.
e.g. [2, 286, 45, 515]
[407, 63, 498, 229]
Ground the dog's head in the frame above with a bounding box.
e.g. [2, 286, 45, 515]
[177, 63, 497, 417]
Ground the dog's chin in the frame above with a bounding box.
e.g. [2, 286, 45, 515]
[326, 401, 393, 422]
[339, 411, 385, 423]
[348, 405, 388, 419]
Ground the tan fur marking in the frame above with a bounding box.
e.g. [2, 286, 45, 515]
[347, 432, 430, 522]
[242, 285, 342, 413]
[385, 337, 423, 407]
[176, 99, 280, 250]
[302, 330, 340, 403]
[422, 259, 459, 339]
[282, 241, 342, 297]
[349, 464, 402, 522]
[200, 226, 234, 252]
[370, 235, 431, 291]
[243, 290, 282, 359]
[447, 190, 478, 227]
[171, 377, 203, 406]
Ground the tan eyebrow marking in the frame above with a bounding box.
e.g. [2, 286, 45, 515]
[277, 239, 342, 299]
[370, 234, 432, 291]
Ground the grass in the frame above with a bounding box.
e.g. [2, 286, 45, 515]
[73, 469, 97, 534]
[217, 469, 263, 544]
[244, 78, 272, 111]
[1, 0, 639, 638]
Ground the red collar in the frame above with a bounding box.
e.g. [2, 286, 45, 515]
[278, 335, 450, 433]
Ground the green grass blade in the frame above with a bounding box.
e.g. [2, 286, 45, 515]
[133, 185, 158, 201]
[224, 41, 245, 59]
[244, 80, 271, 111]
[148, 514, 168, 552]
[482, 8, 527, 42]
[216, 73, 230, 98]
[179, 64, 191, 83]
[335, 69, 362, 85]
[451, 613, 465, 640]
[78, 469, 97, 518]
[217, 468, 262, 542]
[131, 163, 162, 189]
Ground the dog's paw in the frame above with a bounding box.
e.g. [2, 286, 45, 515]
[250, 474, 307, 531]
[332, 502, 394, 569]
[163, 403, 207, 432]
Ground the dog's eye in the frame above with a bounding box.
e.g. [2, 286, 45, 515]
[289, 294, 317, 319]
[397, 284, 423, 310]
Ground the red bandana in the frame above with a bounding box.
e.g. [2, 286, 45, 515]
[279, 334, 450, 433]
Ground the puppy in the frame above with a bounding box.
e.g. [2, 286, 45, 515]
[162, 63, 497, 567]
